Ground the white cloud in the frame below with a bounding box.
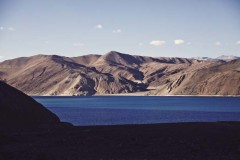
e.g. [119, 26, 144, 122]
[138, 42, 143, 46]
[236, 41, 240, 45]
[95, 24, 103, 29]
[150, 40, 166, 46]
[0, 26, 4, 30]
[7, 27, 15, 31]
[73, 42, 85, 47]
[215, 41, 221, 46]
[112, 29, 121, 33]
[174, 39, 185, 45]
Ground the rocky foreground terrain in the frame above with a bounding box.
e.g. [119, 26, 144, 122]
[0, 51, 239, 96]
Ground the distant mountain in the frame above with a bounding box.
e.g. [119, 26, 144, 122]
[216, 55, 240, 61]
[192, 57, 215, 61]
[0, 51, 239, 96]
[193, 55, 240, 62]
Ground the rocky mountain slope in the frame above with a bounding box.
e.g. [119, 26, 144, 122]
[0, 51, 239, 96]
[148, 60, 240, 95]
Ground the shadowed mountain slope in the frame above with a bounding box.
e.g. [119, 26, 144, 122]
[0, 81, 60, 128]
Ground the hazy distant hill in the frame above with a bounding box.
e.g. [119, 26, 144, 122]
[193, 55, 240, 62]
[0, 51, 239, 96]
[216, 55, 240, 61]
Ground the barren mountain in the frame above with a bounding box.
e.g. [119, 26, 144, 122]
[0, 54, 145, 95]
[0, 51, 239, 96]
[148, 60, 240, 95]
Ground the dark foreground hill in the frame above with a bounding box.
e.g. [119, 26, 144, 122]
[0, 51, 240, 95]
[0, 81, 60, 129]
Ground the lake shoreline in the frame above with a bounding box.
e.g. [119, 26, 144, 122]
[34, 96, 240, 126]
[31, 94, 240, 97]
[1, 121, 240, 160]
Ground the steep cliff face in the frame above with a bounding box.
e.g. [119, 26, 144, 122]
[0, 81, 60, 128]
[0, 51, 239, 96]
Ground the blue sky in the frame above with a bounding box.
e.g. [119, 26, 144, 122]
[0, 0, 240, 60]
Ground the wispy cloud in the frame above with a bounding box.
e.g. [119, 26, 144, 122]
[174, 39, 185, 45]
[112, 29, 121, 33]
[150, 40, 166, 46]
[236, 41, 240, 45]
[0, 26, 15, 31]
[215, 41, 221, 46]
[95, 24, 103, 29]
[138, 42, 143, 46]
[73, 42, 85, 47]
[7, 27, 15, 31]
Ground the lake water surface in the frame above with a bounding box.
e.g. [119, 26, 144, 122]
[34, 96, 240, 126]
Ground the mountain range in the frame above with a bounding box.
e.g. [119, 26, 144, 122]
[0, 51, 239, 96]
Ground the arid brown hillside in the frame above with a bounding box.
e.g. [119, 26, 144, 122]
[148, 60, 240, 95]
[0, 53, 145, 95]
[0, 51, 239, 95]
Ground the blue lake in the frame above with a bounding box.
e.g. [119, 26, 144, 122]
[33, 96, 240, 126]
